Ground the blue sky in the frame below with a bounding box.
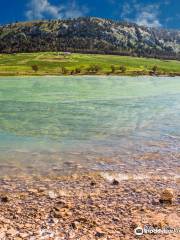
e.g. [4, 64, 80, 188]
[0, 0, 179, 29]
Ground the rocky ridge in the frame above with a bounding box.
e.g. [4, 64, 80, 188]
[0, 17, 180, 59]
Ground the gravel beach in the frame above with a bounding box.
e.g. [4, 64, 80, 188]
[0, 173, 179, 240]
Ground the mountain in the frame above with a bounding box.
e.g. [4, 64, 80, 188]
[0, 17, 180, 59]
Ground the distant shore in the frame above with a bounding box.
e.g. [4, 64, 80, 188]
[0, 52, 179, 77]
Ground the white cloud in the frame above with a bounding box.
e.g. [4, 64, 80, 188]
[121, 1, 162, 28]
[63, 1, 89, 19]
[135, 4, 162, 28]
[26, 0, 88, 20]
[121, 3, 132, 19]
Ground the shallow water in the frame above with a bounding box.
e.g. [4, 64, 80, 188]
[0, 76, 180, 177]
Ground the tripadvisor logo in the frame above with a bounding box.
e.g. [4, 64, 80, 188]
[134, 227, 144, 236]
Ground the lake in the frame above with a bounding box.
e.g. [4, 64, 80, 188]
[0, 76, 179, 178]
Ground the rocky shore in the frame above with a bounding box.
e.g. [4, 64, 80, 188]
[0, 173, 179, 240]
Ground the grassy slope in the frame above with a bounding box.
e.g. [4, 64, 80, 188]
[0, 52, 179, 76]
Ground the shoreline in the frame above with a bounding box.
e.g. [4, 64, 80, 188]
[0, 172, 179, 239]
[0, 73, 179, 77]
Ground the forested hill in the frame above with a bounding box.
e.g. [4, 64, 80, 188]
[0, 17, 180, 59]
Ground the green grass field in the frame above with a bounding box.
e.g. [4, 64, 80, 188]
[0, 52, 179, 76]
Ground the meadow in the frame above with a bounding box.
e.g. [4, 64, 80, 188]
[0, 52, 179, 76]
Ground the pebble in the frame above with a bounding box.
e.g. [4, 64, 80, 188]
[48, 191, 58, 199]
[0, 195, 9, 203]
[7, 228, 18, 236]
[95, 227, 105, 238]
[19, 233, 29, 238]
[159, 188, 174, 204]
[112, 179, 119, 185]
[0, 174, 178, 240]
[90, 181, 96, 186]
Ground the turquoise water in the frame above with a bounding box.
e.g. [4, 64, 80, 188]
[0, 76, 180, 177]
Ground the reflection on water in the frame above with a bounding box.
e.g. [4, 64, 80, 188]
[0, 76, 180, 177]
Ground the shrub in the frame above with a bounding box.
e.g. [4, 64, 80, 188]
[119, 65, 126, 73]
[31, 65, 39, 72]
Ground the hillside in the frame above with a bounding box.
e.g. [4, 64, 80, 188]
[0, 17, 180, 59]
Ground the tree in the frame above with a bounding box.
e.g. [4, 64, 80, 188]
[111, 65, 115, 73]
[87, 64, 101, 73]
[61, 66, 68, 74]
[75, 68, 81, 74]
[152, 65, 158, 73]
[31, 65, 39, 72]
[119, 65, 126, 73]
[94, 65, 101, 72]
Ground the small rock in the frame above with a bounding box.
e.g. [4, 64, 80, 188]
[76, 217, 88, 223]
[150, 213, 166, 228]
[69, 231, 76, 239]
[38, 187, 46, 193]
[48, 191, 58, 199]
[55, 200, 70, 209]
[112, 217, 120, 222]
[48, 218, 59, 225]
[1, 195, 9, 203]
[152, 199, 159, 205]
[177, 194, 180, 203]
[53, 208, 71, 218]
[90, 181, 96, 186]
[7, 228, 18, 236]
[159, 188, 174, 204]
[19, 233, 29, 238]
[58, 190, 68, 197]
[28, 189, 38, 194]
[52, 200, 72, 218]
[0, 232, 5, 239]
[70, 222, 78, 229]
[24, 223, 32, 228]
[112, 179, 119, 185]
[95, 227, 105, 238]
[166, 213, 180, 228]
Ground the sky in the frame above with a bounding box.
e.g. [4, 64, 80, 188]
[0, 0, 179, 29]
